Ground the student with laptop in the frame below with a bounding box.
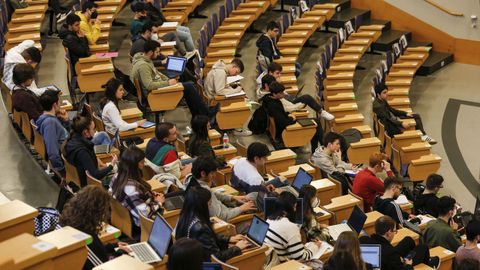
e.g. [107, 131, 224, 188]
[176, 186, 250, 262]
[262, 81, 324, 151]
[373, 176, 414, 225]
[188, 115, 225, 166]
[326, 205, 367, 241]
[64, 116, 118, 187]
[130, 22, 166, 67]
[167, 238, 204, 270]
[60, 185, 130, 269]
[324, 231, 372, 270]
[359, 216, 439, 270]
[264, 192, 323, 269]
[186, 156, 256, 222]
[278, 167, 314, 197]
[36, 90, 71, 176]
[110, 146, 164, 230]
[100, 78, 146, 135]
[299, 185, 331, 242]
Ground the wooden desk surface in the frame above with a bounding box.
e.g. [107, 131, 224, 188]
[0, 199, 38, 230]
[392, 228, 419, 246]
[279, 163, 315, 179]
[98, 223, 121, 243]
[414, 263, 434, 270]
[402, 142, 431, 152]
[267, 149, 297, 163]
[394, 130, 423, 139]
[38, 226, 91, 255]
[93, 255, 154, 270]
[364, 211, 384, 234]
[212, 185, 239, 196]
[272, 260, 312, 270]
[350, 137, 381, 148]
[311, 178, 336, 191]
[411, 154, 442, 165]
[120, 107, 143, 119]
[429, 246, 455, 270]
[324, 194, 361, 211]
[147, 179, 167, 193]
[0, 233, 57, 269]
[213, 144, 237, 155]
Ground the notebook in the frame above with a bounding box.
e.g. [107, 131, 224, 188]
[140, 121, 155, 129]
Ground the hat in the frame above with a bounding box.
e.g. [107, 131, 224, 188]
[374, 83, 387, 96]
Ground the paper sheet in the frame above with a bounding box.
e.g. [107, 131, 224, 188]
[161, 22, 178, 27]
[394, 194, 409, 205]
[225, 91, 245, 98]
[305, 241, 333, 259]
[226, 75, 244, 84]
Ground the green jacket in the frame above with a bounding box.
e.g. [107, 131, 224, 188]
[421, 218, 462, 252]
[130, 52, 169, 98]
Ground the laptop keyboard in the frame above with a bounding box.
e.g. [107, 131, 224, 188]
[131, 244, 158, 262]
[328, 224, 351, 240]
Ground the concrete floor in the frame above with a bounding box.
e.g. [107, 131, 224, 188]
[2, 1, 480, 212]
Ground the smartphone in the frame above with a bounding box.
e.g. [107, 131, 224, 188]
[405, 251, 416, 260]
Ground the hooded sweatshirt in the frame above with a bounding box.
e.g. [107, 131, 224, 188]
[76, 11, 101, 45]
[256, 34, 281, 62]
[3, 40, 44, 96]
[311, 146, 352, 175]
[373, 196, 409, 225]
[130, 52, 169, 98]
[59, 24, 90, 72]
[204, 60, 242, 99]
[12, 86, 43, 120]
[64, 134, 113, 187]
[36, 114, 69, 175]
[414, 192, 439, 217]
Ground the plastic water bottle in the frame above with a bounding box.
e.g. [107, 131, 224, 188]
[223, 133, 229, 148]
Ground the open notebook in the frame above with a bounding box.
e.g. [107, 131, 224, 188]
[305, 241, 333, 259]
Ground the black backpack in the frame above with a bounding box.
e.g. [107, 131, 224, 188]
[339, 128, 362, 162]
[248, 106, 268, 134]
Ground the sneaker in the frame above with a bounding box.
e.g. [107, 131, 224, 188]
[56, 11, 72, 24]
[421, 135, 437, 145]
[184, 51, 196, 59]
[427, 256, 441, 269]
[320, 110, 335, 121]
[233, 129, 252, 136]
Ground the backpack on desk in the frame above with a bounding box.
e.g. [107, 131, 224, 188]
[34, 207, 61, 236]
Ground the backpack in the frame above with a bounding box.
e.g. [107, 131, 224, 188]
[339, 128, 362, 162]
[248, 106, 268, 134]
[34, 207, 61, 236]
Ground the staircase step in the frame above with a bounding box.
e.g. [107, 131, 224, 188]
[416, 51, 454, 75]
[371, 29, 412, 52]
[327, 8, 371, 29]
[408, 40, 433, 48]
[359, 18, 391, 32]
[317, 0, 351, 11]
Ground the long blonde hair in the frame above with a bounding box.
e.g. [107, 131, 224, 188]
[332, 231, 366, 270]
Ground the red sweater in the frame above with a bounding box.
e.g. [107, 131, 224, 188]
[352, 168, 392, 211]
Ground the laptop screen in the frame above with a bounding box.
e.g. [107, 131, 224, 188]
[360, 244, 381, 268]
[348, 205, 367, 234]
[292, 167, 313, 190]
[148, 216, 172, 258]
[167, 56, 187, 72]
[247, 216, 269, 245]
[264, 197, 303, 225]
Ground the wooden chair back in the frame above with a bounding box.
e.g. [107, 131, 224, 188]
[142, 164, 156, 181]
[211, 255, 239, 270]
[139, 212, 154, 242]
[31, 120, 47, 160]
[110, 197, 133, 238]
[93, 112, 105, 132]
[86, 171, 103, 187]
[62, 154, 82, 188]
[19, 111, 33, 143]
[12, 108, 22, 126]
[0, 81, 12, 113]
[267, 116, 276, 142]
[234, 139, 247, 157]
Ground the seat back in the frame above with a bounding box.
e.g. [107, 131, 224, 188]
[211, 255, 239, 270]
[141, 164, 157, 181]
[139, 211, 154, 242]
[31, 120, 47, 161]
[93, 112, 105, 132]
[62, 154, 82, 188]
[0, 81, 12, 113]
[110, 197, 133, 238]
[86, 171, 103, 187]
[20, 111, 33, 143]
[234, 139, 247, 157]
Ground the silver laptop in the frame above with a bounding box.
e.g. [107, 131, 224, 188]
[242, 215, 269, 252]
[360, 244, 381, 270]
[93, 130, 118, 154]
[128, 215, 172, 264]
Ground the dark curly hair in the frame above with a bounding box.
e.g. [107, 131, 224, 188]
[60, 185, 110, 235]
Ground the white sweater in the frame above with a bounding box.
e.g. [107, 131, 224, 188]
[264, 217, 318, 264]
[101, 101, 138, 134]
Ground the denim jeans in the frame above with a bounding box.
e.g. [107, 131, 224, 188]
[176, 26, 195, 52]
[91, 131, 111, 145]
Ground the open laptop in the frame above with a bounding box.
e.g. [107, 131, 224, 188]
[94, 130, 118, 154]
[278, 167, 313, 197]
[264, 197, 304, 225]
[165, 56, 187, 78]
[243, 215, 269, 251]
[327, 205, 367, 241]
[163, 195, 184, 211]
[360, 244, 381, 270]
[128, 215, 172, 264]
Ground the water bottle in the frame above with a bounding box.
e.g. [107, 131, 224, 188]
[223, 133, 229, 148]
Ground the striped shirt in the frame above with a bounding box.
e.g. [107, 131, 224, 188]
[264, 217, 318, 263]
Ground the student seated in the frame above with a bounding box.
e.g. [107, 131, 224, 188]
[3, 40, 43, 95]
[414, 173, 443, 217]
[167, 238, 204, 270]
[36, 90, 70, 176]
[373, 176, 414, 225]
[231, 142, 287, 194]
[100, 78, 146, 134]
[325, 231, 372, 270]
[264, 192, 322, 268]
[187, 115, 225, 166]
[130, 2, 149, 41]
[59, 13, 91, 75]
[130, 22, 166, 67]
[256, 21, 283, 71]
[76, 1, 101, 45]
[175, 186, 250, 262]
[130, 40, 215, 119]
[145, 122, 192, 180]
[110, 146, 164, 229]
[359, 216, 440, 270]
[262, 81, 324, 151]
[64, 116, 117, 187]
[312, 132, 357, 194]
[457, 258, 480, 270]
[373, 84, 435, 144]
[187, 156, 256, 221]
[422, 196, 462, 252]
[60, 185, 130, 269]
[299, 185, 330, 242]
[456, 220, 480, 265]
[353, 152, 393, 211]
[11, 63, 43, 121]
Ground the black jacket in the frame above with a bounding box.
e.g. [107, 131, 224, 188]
[146, 2, 166, 24]
[262, 94, 295, 140]
[83, 234, 120, 270]
[360, 234, 413, 270]
[64, 134, 113, 187]
[188, 220, 242, 262]
[12, 86, 43, 120]
[373, 97, 407, 136]
[414, 193, 439, 217]
[256, 34, 282, 62]
[373, 196, 409, 225]
[59, 25, 90, 73]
